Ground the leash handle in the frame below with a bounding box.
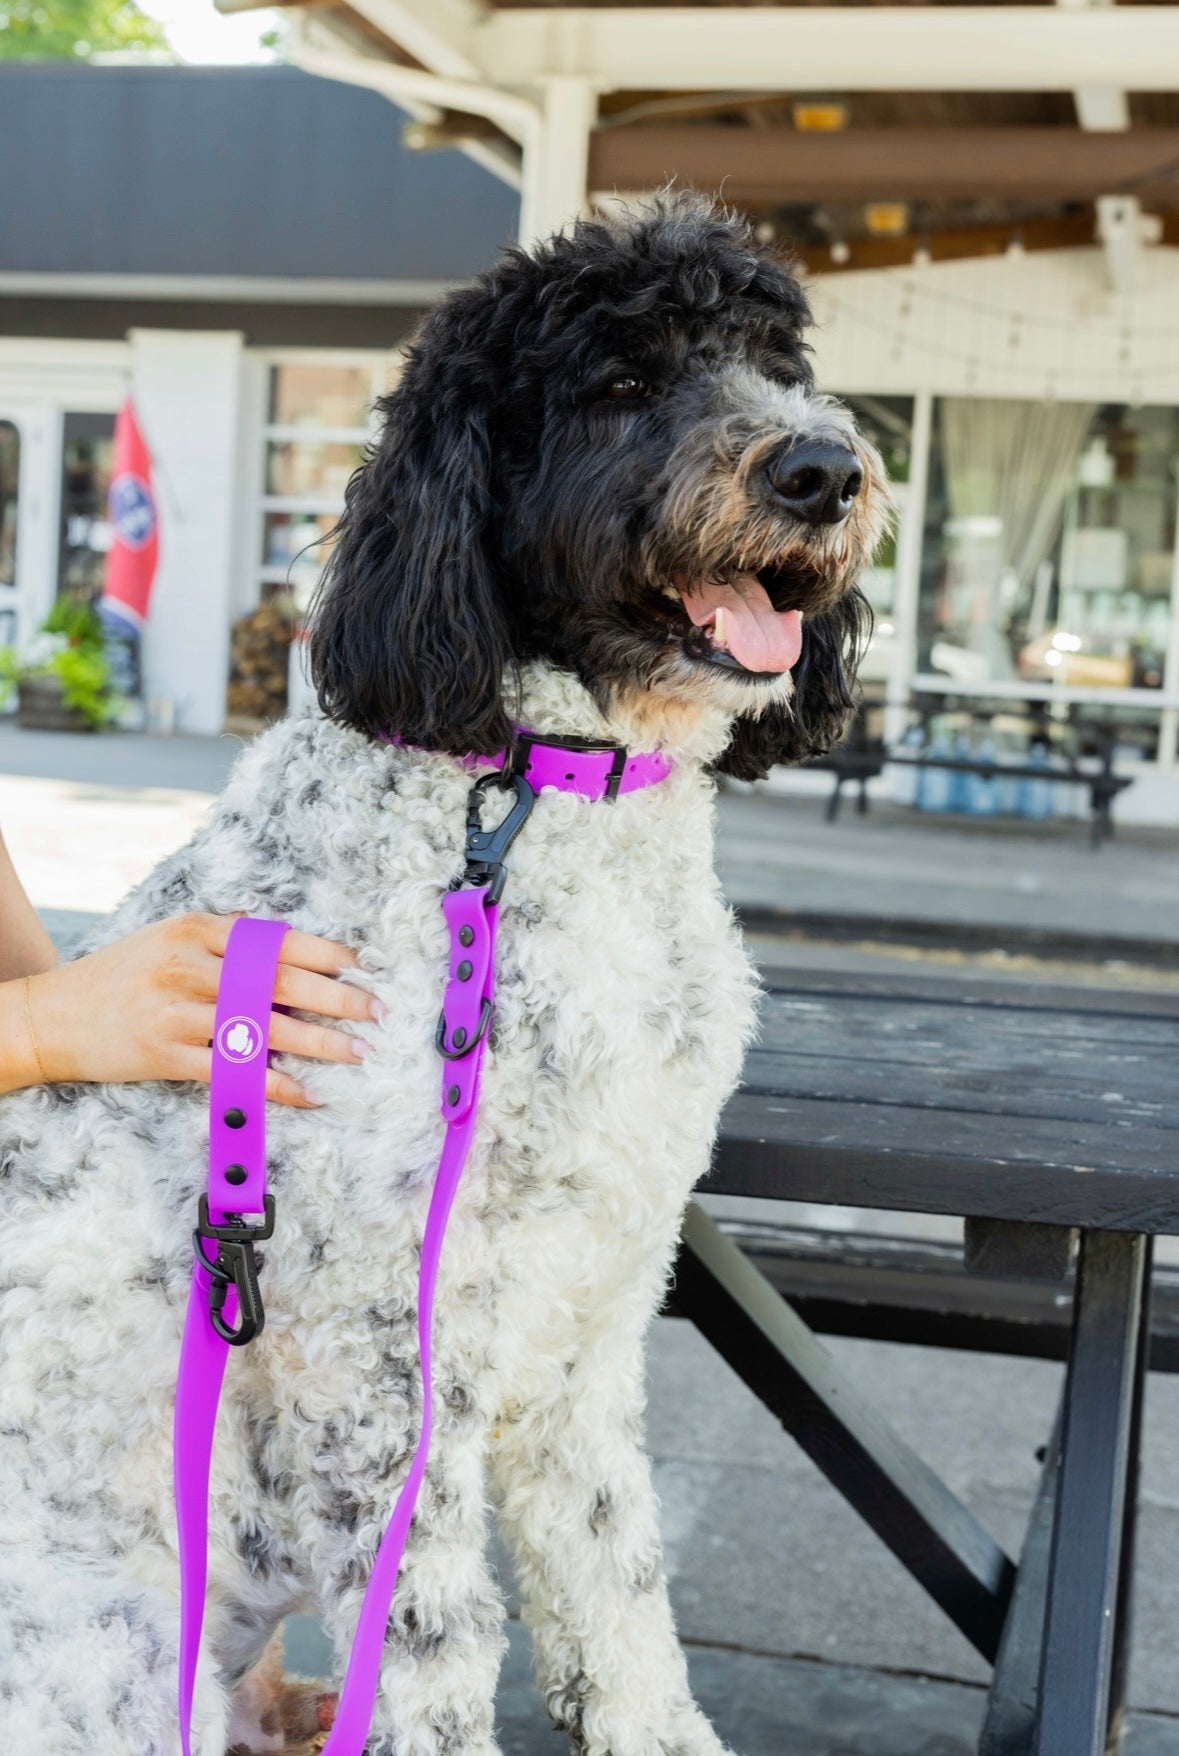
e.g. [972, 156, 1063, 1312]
[175, 916, 290, 1756]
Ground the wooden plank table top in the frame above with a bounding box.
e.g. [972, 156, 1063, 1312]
[711, 971, 1179, 1233]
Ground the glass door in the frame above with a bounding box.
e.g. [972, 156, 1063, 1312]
[58, 411, 116, 609]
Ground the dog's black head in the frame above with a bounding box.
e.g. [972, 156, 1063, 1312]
[310, 193, 891, 777]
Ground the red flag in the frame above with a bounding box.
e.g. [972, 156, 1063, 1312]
[100, 399, 160, 633]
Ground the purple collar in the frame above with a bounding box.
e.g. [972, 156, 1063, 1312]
[484, 730, 673, 803]
[388, 728, 675, 803]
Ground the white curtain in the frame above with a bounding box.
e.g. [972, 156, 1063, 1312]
[940, 398, 1096, 676]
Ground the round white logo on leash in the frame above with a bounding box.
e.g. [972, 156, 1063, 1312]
[216, 1016, 264, 1064]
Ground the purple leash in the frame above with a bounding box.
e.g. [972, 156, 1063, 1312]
[175, 915, 289, 1756]
[174, 737, 673, 1753]
[173, 774, 536, 1756]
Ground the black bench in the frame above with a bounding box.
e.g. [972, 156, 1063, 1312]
[678, 968, 1179, 1755]
[805, 743, 887, 821]
[888, 749, 1134, 848]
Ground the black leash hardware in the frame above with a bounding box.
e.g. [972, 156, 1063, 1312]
[192, 1193, 276, 1347]
[460, 770, 536, 905]
[435, 770, 537, 1063]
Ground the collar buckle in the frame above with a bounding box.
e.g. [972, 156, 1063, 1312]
[509, 732, 630, 803]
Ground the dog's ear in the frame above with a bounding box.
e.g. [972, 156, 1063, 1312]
[713, 587, 873, 781]
[309, 290, 515, 754]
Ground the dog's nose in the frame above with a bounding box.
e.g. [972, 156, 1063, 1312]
[766, 440, 863, 525]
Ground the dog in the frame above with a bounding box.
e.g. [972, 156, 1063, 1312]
[0, 194, 889, 1756]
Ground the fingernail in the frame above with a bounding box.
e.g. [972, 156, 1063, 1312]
[369, 998, 388, 1022]
[351, 1038, 372, 1060]
[302, 1091, 326, 1107]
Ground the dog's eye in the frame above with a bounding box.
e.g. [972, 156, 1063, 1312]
[605, 375, 650, 400]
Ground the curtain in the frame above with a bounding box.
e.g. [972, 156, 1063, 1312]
[940, 398, 1096, 676]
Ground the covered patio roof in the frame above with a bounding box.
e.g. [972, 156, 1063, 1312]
[216, 2, 1179, 280]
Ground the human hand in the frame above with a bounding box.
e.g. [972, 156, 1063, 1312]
[11, 914, 376, 1105]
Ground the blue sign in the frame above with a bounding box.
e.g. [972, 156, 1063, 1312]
[110, 473, 156, 550]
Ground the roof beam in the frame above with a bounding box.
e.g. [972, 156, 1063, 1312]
[479, 8, 1179, 93]
[589, 127, 1179, 205]
[342, 0, 487, 80]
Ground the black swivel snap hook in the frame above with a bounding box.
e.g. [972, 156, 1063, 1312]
[192, 1194, 276, 1347]
[459, 770, 536, 904]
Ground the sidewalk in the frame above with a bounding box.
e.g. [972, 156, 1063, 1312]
[5, 722, 1177, 957]
[718, 781, 1179, 956]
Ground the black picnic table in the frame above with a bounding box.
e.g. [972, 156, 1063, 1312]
[676, 968, 1179, 1756]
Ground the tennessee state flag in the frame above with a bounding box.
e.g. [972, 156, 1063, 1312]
[100, 399, 160, 633]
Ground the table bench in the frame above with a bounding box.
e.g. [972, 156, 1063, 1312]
[676, 969, 1179, 1756]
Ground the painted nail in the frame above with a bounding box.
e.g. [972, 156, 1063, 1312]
[369, 998, 388, 1021]
[351, 1038, 372, 1060]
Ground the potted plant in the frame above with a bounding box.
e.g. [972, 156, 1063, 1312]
[0, 600, 122, 732]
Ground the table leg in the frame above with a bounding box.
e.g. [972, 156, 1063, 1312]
[1106, 1237, 1152, 1754]
[674, 1202, 1015, 1662]
[1033, 1230, 1147, 1756]
[978, 1409, 1061, 1756]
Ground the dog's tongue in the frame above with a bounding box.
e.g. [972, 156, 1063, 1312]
[678, 572, 804, 674]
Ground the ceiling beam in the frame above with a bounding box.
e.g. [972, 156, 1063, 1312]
[342, 0, 486, 80]
[479, 8, 1179, 93]
[589, 127, 1179, 206]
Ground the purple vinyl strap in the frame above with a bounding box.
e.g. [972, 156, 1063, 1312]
[173, 902, 498, 1756]
[385, 726, 676, 803]
[175, 916, 290, 1756]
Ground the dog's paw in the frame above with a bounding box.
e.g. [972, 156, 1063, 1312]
[571, 1701, 735, 1756]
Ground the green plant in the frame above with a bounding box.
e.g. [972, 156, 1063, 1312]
[0, 599, 123, 727]
[0, 0, 167, 63]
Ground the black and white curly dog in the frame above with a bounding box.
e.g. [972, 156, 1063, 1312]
[0, 196, 890, 1756]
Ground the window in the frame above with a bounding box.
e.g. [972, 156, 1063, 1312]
[257, 363, 384, 610]
[920, 400, 1179, 695]
[841, 394, 914, 689]
[58, 412, 116, 607]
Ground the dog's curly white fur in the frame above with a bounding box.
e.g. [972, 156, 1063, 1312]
[0, 197, 888, 1756]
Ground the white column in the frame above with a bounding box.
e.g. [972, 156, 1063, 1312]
[884, 389, 934, 745]
[519, 76, 596, 245]
[129, 329, 247, 736]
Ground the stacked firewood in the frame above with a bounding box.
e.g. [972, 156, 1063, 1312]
[226, 597, 296, 726]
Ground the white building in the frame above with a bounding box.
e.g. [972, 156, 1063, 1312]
[0, 63, 517, 735]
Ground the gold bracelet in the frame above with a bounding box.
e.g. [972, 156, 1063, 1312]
[22, 976, 49, 1085]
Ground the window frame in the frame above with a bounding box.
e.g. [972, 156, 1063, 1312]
[252, 350, 394, 608]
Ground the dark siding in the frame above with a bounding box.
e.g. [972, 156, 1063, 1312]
[0, 65, 518, 281]
[0, 296, 432, 347]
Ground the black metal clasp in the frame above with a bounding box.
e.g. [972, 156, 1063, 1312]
[460, 770, 536, 905]
[192, 1194, 276, 1347]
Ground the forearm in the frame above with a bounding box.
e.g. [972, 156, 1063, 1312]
[0, 975, 47, 1098]
[0, 831, 58, 983]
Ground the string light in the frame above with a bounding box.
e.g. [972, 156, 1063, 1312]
[881, 277, 1179, 342]
[820, 294, 1179, 388]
